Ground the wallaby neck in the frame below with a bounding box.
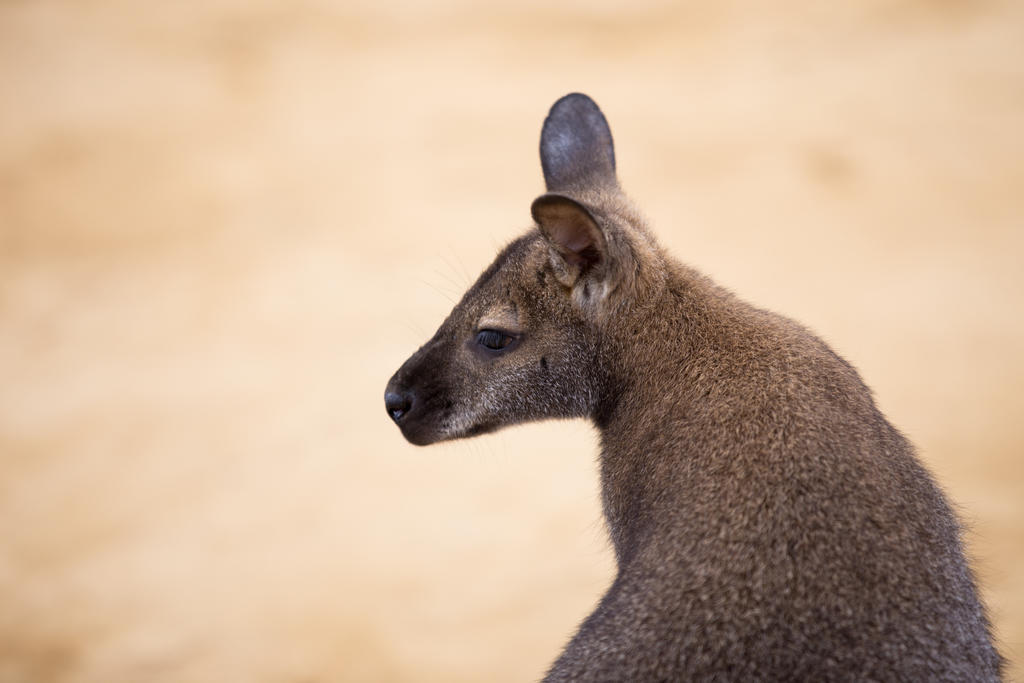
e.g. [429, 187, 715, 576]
[591, 266, 731, 564]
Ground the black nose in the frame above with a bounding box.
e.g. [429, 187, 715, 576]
[385, 391, 412, 422]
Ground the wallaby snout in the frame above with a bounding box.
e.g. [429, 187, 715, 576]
[383, 389, 411, 423]
[384, 338, 451, 446]
[383, 93, 1003, 681]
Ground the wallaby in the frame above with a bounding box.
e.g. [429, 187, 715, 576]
[384, 93, 1003, 681]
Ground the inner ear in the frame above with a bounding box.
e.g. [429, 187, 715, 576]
[531, 193, 604, 270]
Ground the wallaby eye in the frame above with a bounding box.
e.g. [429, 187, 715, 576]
[476, 329, 515, 351]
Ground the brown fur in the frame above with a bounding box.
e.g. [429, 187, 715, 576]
[385, 93, 1003, 681]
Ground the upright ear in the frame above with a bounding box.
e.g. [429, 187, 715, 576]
[540, 93, 617, 192]
[532, 193, 635, 316]
[531, 193, 605, 285]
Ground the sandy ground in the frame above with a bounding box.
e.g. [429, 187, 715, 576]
[1, 1, 1022, 681]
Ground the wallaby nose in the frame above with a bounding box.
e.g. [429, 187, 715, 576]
[385, 391, 413, 423]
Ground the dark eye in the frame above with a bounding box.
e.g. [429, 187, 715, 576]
[476, 329, 514, 351]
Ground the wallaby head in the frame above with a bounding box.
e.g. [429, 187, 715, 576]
[384, 94, 1003, 681]
[385, 94, 663, 445]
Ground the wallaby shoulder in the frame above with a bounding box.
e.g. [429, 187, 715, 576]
[572, 252, 1000, 681]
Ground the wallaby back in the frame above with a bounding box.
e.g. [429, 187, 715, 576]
[385, 93, 1003, 681]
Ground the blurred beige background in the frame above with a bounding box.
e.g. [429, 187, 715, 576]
[1, 1, 1022, 681]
